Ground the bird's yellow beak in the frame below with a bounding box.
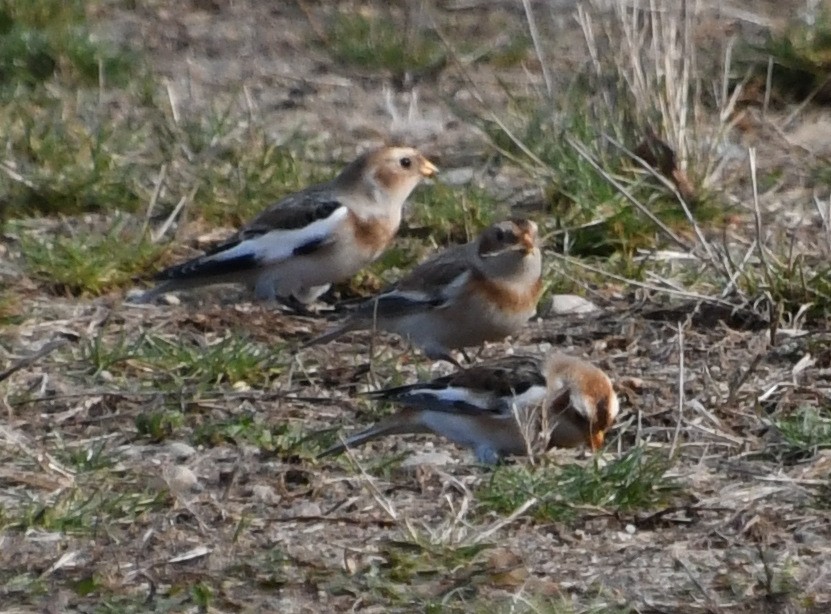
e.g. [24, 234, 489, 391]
[588, 430, 605, 451]
[419, 158, 438, 178]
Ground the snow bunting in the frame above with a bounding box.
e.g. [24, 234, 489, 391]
[306, 219, 543, 364]
[318, 353, 619, 464]
[132, 146, 437, 305]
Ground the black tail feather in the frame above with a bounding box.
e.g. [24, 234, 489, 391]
[154, 252, 258, 281]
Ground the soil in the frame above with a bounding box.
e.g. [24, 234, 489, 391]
[2, 1, 831, 612]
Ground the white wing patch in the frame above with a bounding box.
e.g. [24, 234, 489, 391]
[438, 270, 472, 304]
[401, 385, 495, 410]
[401, 383, 546, 413]
[507, 384, 548, 409]
[377, 270, 471, 309]
[378, 289, 435, 305]
[203, 206, 348, 265]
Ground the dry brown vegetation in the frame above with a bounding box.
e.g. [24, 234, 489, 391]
[2, 1, 831, 612]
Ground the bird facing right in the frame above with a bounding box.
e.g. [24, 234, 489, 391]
[131, 145, 437, 306]
[306, 218, 543, 365]
[319, 352, 620, 464]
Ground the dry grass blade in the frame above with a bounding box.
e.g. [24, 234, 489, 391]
[0, 338, 69, 383]
[564, 136, 691, 251]
[550, 250, 736, 306]
[670, 321, 685, 459]
[520, 0, 552, 98]
[2, 1, 829, 612]
[604, 134, 725, 271]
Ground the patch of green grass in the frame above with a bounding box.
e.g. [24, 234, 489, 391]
[0, 0, 136, 94]
[3, 480, 171, 534]
[770, 405, 831, 461]
[475, 91, 725, 262]
[484, 35, 532, 69]
[478, 448, 679, 523]
[324, 538, 492, 607]
[187, 126, 321, 227]
[810, 481, 831, 510]
[0, 572, 48, 602]
[77, 329, 286, 391]
[377, 539, 491, 585]
[192, 413, 315, 457]
[3, 94, 152, 217]
[0, 0, 327, 228]
[226, 548, 289, 589]
[408, 182, 498, 244]
[60, 440, 114, 472]
[80, 328, 143, 378]
[135, 409, 185, 443]
[741, 255, 831, 322]
[129, 334, 284, 389]
[189, 582, 213, 610]
[812, 161, 831, 188]
[0, 289, 25, 327]
[750, 7, 831, 103]
[17, 219, 164, 296]
[90, 590, 198, 613]
[0, 0, 151, 219]
[326, 9, 444, 77]
[459, 3, 733, 269]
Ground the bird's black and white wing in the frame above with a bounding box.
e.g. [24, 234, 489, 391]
[365, 356, 547, 416]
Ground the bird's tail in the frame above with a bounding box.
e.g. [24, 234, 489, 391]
[126, 238, 259, 304]
[302, 318, 363, 349]
[125, 278, 207, 304]
[317, 409, 427, 458]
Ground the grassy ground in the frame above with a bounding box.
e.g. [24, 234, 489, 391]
[2, 1, 831, 612]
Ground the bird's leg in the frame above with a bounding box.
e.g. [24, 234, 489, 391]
[273, 294, 317, 317]
[474, 343, 488, 361]
[288, 297, 319, 317]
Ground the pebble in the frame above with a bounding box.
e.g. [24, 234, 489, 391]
[549, 294, 599, 315]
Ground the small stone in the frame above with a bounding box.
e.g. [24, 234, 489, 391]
[251, 484, 281, 505]
[549, 294, 599, 315]
[400, 451, 455, 468]
[163, 465, 202, 493]
[625, 524, 636, 535]
[164, 441, 197, 459]
[294, 501, 322, 517]
[117, 444, 149, 459]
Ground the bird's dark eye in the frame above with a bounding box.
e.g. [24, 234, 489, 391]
[494, 227, 505, 241]
[400, 157, 412, 168]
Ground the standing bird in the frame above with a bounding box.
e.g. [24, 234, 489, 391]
[306, 219, 543, 365]
[132, 146, 437, 305]
[318, 353, 620, 464]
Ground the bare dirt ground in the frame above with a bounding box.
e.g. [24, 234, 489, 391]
[2, 1, 831, 613]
